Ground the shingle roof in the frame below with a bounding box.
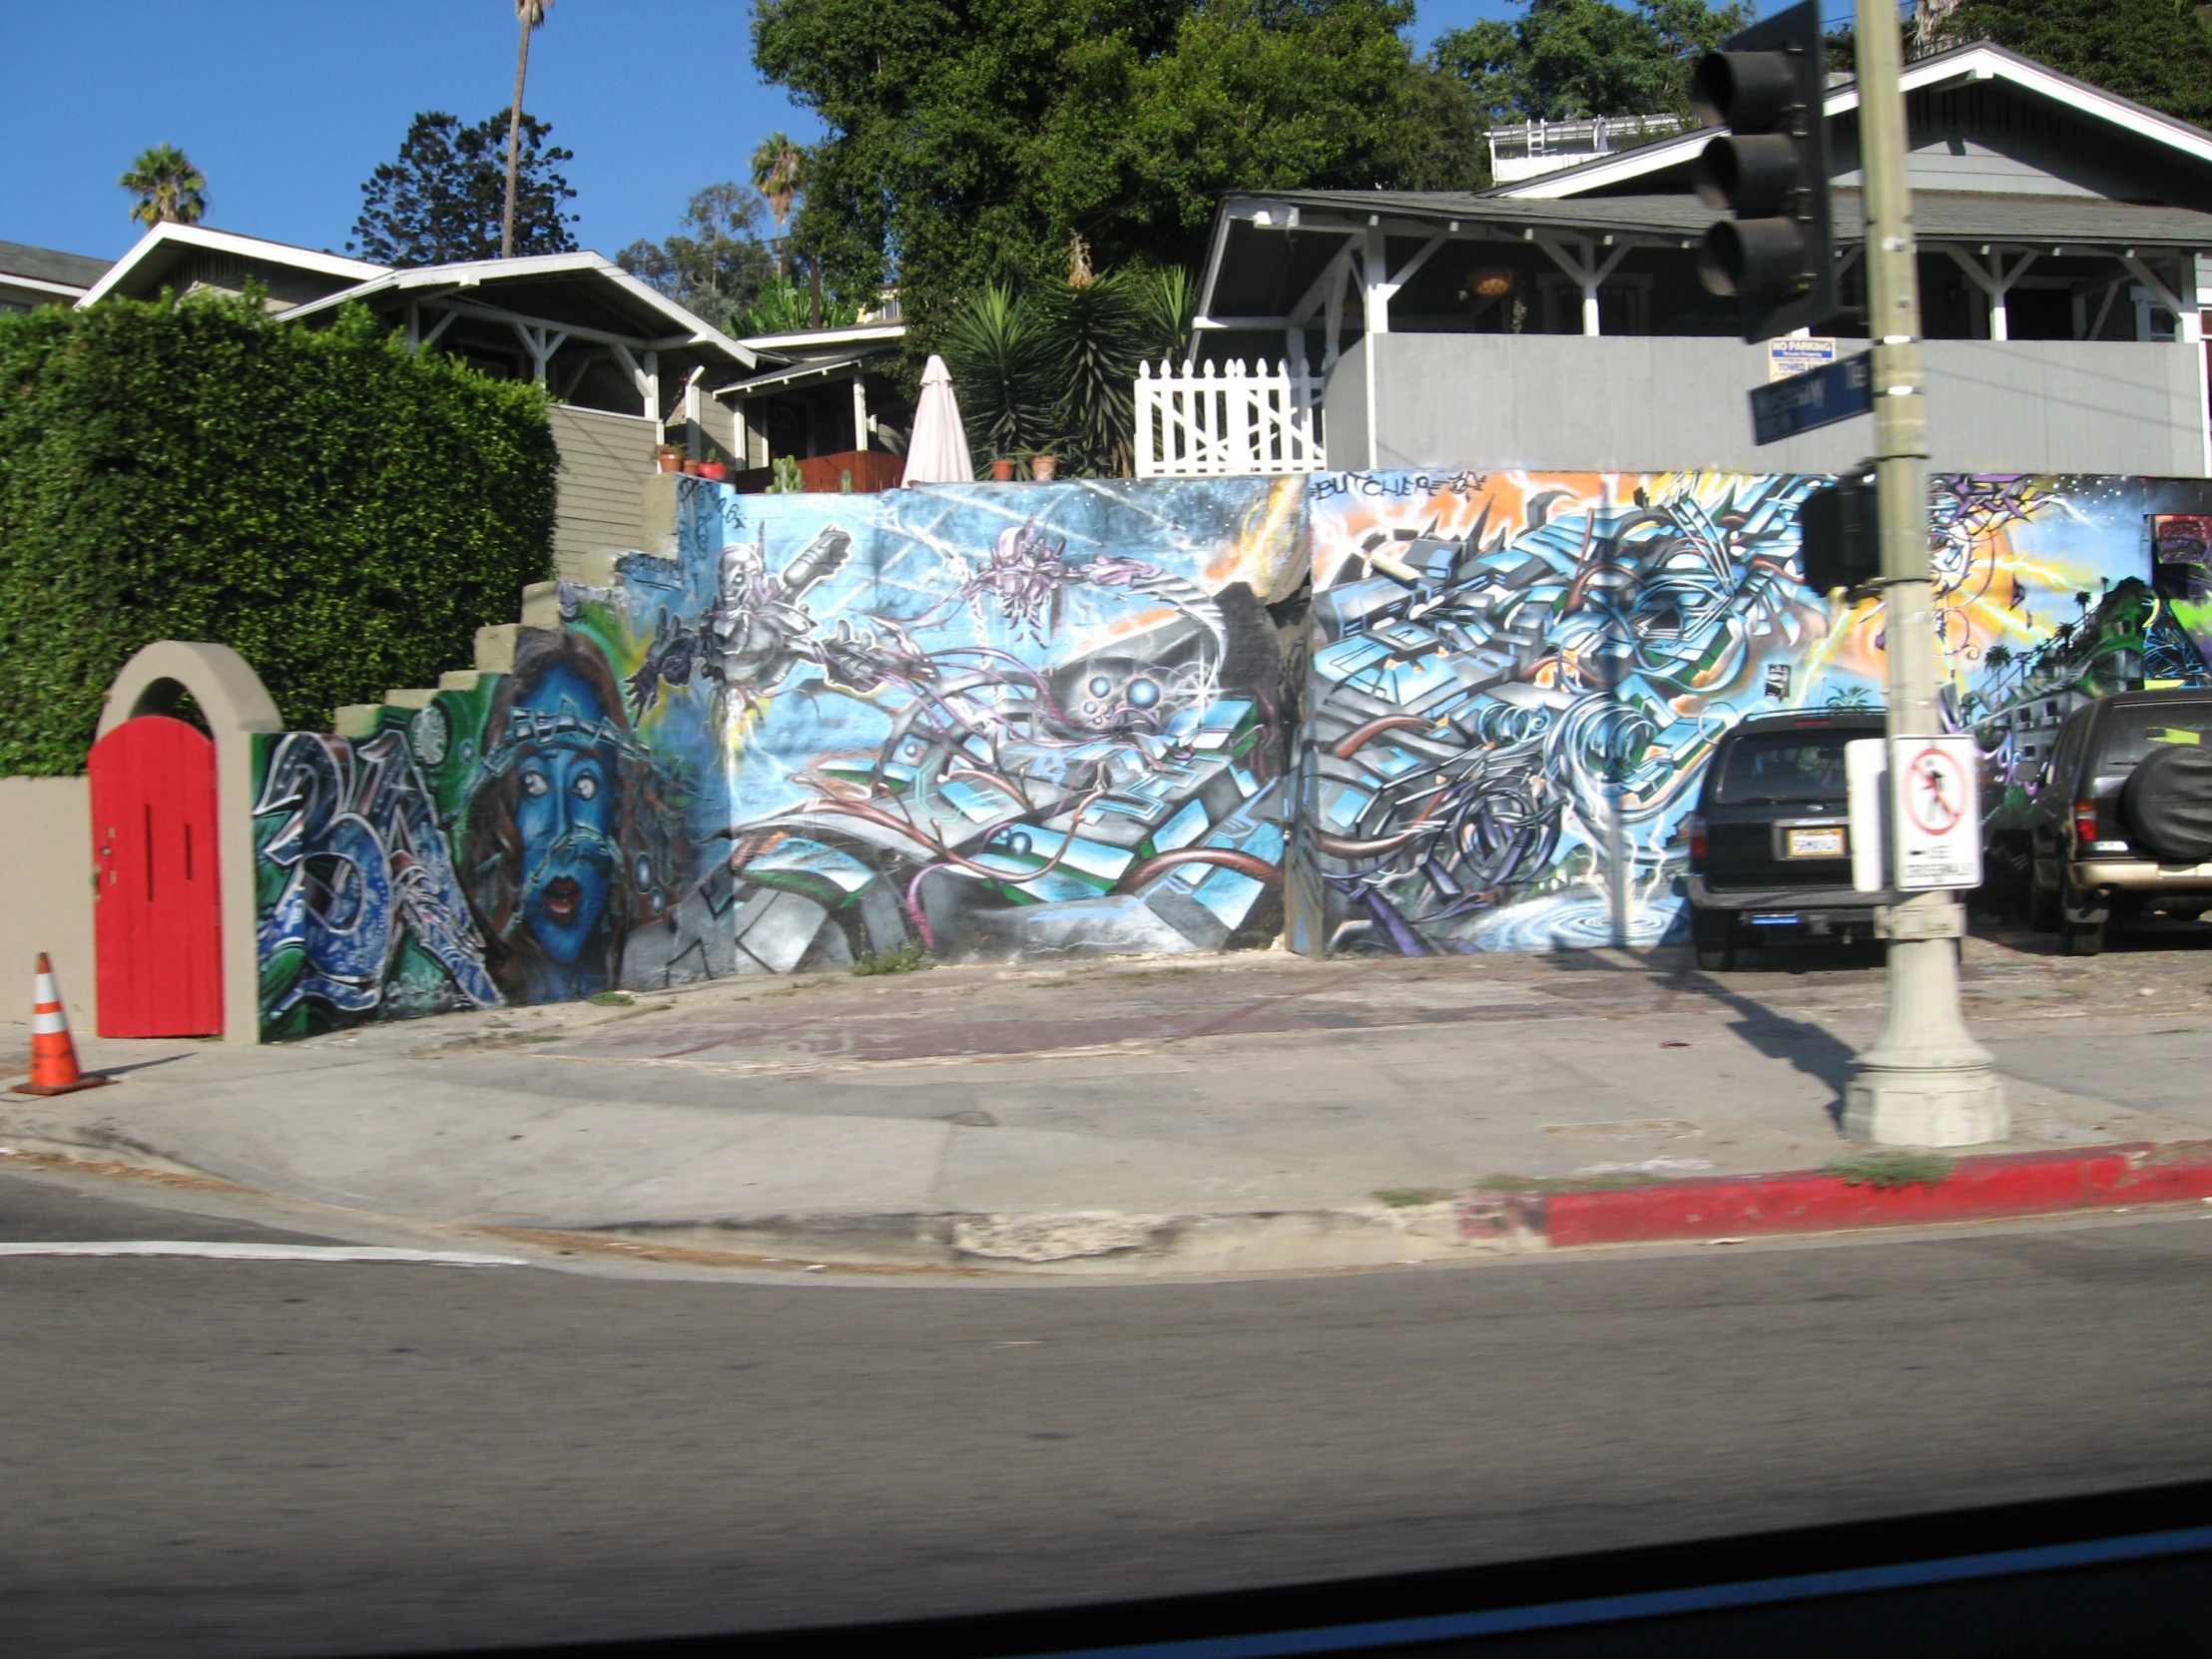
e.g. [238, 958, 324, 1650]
[0, 239, 113, 290]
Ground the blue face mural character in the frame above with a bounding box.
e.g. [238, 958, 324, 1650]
[463, 629, 665, 1003]
[512, 663, 617, 967]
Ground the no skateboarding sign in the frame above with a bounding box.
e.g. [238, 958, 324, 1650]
[1891, 737, 1981, 889]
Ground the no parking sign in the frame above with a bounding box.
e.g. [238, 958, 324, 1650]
[1891, 737, 1980, 890]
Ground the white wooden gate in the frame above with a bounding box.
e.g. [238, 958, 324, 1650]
[1133, 359, 1326, 478]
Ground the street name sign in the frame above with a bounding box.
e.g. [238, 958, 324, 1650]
[1751, 350, 1872, 445]
[1890, 736, 1981, 890]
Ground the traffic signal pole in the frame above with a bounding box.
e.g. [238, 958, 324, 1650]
[1841, 0, 2007, 1146]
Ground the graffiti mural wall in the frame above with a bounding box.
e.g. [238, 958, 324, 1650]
[253, 476, 1307, 1038]
[250, 468, 2212, 1034]
[1300, 470, 2212, 959]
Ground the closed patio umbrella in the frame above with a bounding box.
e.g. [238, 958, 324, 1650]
[901, 354, 974, 485]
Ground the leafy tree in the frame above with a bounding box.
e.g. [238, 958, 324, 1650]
[752, 0, 1487, 356]
[120, 144, 207, 228]
[351, 111, 578, 267]
[1378, 62, 1496, 190]
[617, 184, 775, 333]
[1433, 0, 1751, 122]
[1932, 0, 2212, 125]
[502, 1, 556, 258]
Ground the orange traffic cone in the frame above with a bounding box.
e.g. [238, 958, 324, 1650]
[13, 954, 111, 1097]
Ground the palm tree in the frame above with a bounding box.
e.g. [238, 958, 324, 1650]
[751, 133, 807, 272]
[501, 0, 553, 259]
[119, 145, 207, 229]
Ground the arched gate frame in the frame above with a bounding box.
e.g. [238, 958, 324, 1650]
[96, 643, 283, 1043]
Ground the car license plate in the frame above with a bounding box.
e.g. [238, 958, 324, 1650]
[1785, 826, 1846, 858]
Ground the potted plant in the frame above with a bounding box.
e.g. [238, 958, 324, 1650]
[1026, 452, 1058, 482]
[989, 457, 1017, 482]
[699, 461, 730, 483]
[655, 442, 683, 474]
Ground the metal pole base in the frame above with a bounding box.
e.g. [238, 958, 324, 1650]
[1846, 929, 2008, 1146]
[1844, 1065, 2007, 1147]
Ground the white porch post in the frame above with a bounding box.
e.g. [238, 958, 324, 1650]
[2185, 253, 2203, 477]
[1363, 224, 1385, 469]
[1945, 247, 2035, 340]
[1362, 223, 1392, 338]
[1322, 253, 1352, 372]
[851, 372, 869, 451]
[1534, 233, 1630, 336]
[681, 366, 705, 460]
[509, 321, 571, 386]
[1354, 224, 1448, 468]
[2121, 253, 2209, 474]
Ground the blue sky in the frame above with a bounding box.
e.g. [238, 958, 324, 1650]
[4, 0, 1708, 266]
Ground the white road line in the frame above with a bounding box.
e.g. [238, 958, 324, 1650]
[0, 1241, 527, 1266]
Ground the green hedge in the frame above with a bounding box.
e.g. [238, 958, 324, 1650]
[0, 291, 555, 776]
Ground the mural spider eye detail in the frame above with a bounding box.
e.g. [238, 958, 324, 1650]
[520, 769, 550, 798]
[1088, 676, 1112, 697]
[1125, 678, 1160, 709]
[573, 773, 600, 801]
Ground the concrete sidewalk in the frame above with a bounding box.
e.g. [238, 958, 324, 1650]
[7, 932, 2212, 1273]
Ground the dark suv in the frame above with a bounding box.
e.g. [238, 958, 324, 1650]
[1986, 689, 2212, 955]
[1684, 711, 1892, 970]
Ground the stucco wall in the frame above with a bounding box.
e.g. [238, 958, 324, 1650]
[0, 777, 97, 1030]
[1325, 335, 2209, 477]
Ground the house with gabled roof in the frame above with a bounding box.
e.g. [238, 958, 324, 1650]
[1189, 41, 2212, 477]
[83, 221, 762, 577]
[1, 239, 114, 313]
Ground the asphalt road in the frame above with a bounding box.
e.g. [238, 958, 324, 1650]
[6, 1167, 2211, 1659]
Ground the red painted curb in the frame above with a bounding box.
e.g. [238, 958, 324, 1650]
[1458, 1142, 2212, 1249]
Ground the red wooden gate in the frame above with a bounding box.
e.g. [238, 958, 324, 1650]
[89, 716, 224, 1037]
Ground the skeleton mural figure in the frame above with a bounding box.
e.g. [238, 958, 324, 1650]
[627, 524, 853, 720]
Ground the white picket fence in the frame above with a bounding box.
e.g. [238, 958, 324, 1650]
[1133, 358, 1326, 478]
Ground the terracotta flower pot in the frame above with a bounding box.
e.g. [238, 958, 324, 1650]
[990, 457, 1017, 482]
[1029, 455, 1058, 482]
[656, 451, 682, 474]
[683, 460, 704, 477]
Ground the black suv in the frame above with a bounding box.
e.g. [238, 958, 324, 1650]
[1986, 689, 2212, 955]
[1684, 711, 1892, 970]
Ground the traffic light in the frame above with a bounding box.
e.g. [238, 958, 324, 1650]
[1798, 476, 1880, 596]
[1691, 0, 1836, 342]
